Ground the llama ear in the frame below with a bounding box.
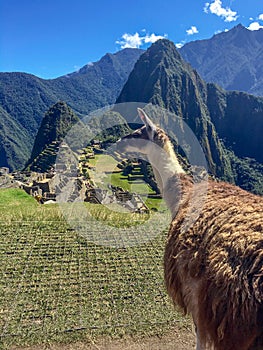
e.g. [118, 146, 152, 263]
[137, 108, 156, 139]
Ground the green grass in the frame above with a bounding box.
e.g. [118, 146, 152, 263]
[0, 188, 188, 349]
[0, 188, 35, 205]
[0, 188, 64, 224]
[107, 172, 130, 191]
[86, 154, 162, 210]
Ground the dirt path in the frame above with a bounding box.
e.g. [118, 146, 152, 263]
[11, 327, 195, 350]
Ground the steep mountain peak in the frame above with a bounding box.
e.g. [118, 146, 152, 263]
[142, 38, 183, 65]
[220, 23, 262, 46]
[234, 23, 246, 29]
[182, 23, 259, 53]
[117, 39, 232, 179]
[116, 39, 263, 193]
[180, 23, 263, 95]
[148, 38, 180, 52]
[45, 100, 72, 116]
[117, 39, 205, 111]
[230, 23, 263, 37]
[26, 101, 79, 171]
[228, 23, 247, 33]
[34, 100, 79, 144]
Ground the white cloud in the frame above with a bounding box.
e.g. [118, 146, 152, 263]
[116, 32, 167, 49]
[204, 3, 209, 13]
[116, 33, 143, 49]
[247, 21, 263, 31]
[214, 29, 222, 35]
[258, 14, 263, 21]
[175, 42, 184, 49]
[204, 0, 238, 22]
[186, 26, 199, 35]
[144, 33, 167, 43]
[214, 28, 229, 34]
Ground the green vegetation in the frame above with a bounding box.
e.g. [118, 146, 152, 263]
[0, 187, 35, 204]
[84, 153, 162, 210]
[228, 151, 263, 195]
[207, 83, 263, 165]
[0, 49, 143, 171]
[0, 188, 185, 349]
[0, 73, 56, 170]
[0, 188, 63, 224]
[1, 36, 263, 194]
[117, 39, 263, 195]
[27, 101, 80, 172]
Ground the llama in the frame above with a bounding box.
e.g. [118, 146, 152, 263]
[117, 108, 263, 350]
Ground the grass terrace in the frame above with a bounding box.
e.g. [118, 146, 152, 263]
[0, 188, 189, 349]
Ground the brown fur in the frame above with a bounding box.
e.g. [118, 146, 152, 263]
[164, 176, 263, 350]
[119, 110, 263, 350]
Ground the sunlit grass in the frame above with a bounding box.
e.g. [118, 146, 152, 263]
[0, 188, 64, 224]
[0, 186, 185, 349]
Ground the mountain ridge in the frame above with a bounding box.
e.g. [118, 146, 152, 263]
[180, 24, 263, 96]
[117, 39, 263, 194]
[1, 24, 263, 174]
[0, 48, 143, 170]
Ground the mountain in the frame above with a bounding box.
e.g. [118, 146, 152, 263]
[206, 83, 263, 163]
[117, 39, 263, 194]
[48, 48, 143, 115]
[0, 73, 56, 170]
[180, 24, 263, 96]
[0, 48, 143, 171]
[26, 101, 79, 172]
[0, 105, 31, 171]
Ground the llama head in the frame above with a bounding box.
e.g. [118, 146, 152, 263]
[117, 108, 186, 204]
[117, 108, 171, 156]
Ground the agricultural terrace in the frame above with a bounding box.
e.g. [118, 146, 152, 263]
[79, 147, 162, 211]
[0, 188, 190, 349]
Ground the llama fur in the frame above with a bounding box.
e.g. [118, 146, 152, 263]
[118, 108, 263, 350]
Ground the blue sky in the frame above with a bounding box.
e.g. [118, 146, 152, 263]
[1, 0, 262, 79]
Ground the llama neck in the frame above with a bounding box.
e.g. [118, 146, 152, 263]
[147, 145, 188, 214]
[149, 152, 184, 191]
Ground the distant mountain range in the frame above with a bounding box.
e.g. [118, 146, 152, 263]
[0, 48, 142, 170]
[29, 38, 263, 195]
[117, 39, 263, 194]
[180, 24, 263, 96]
[0, 24, 263, 195]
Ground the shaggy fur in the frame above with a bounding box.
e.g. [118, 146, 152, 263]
[164, 176, 263, 350]
[118, 108, 263, 350]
